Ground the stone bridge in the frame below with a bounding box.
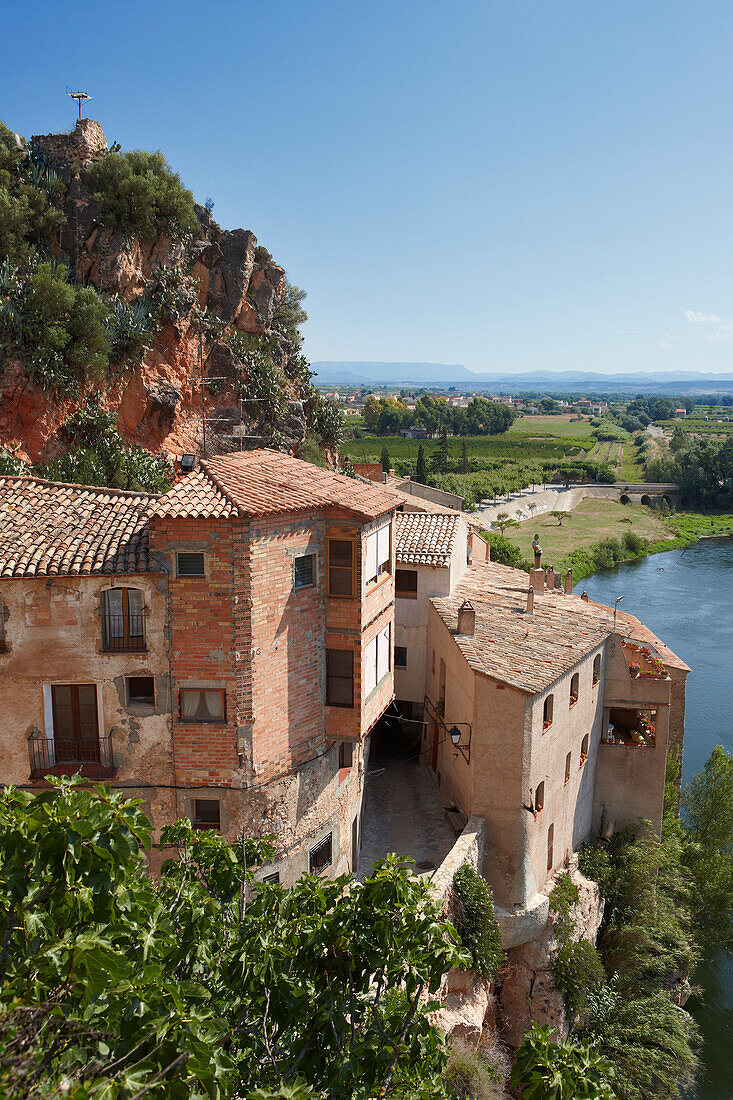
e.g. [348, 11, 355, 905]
[614, 482, 681, 508]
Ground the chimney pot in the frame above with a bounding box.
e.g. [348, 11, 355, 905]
[526, 586, 535, 614]
[457, 600, 475, 636]
[564, 570, 573, 594]
[546, 566, 555, 591]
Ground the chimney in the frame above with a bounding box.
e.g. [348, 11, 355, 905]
[546, 566, 555, 591]
[457, 600, 475, 636]
[526, 586, 535, 614]
[564, 570, 573, 594]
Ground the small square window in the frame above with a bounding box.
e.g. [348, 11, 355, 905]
[395, 569, 418, 598]
[180, 688, 226, 722]
[339, 741, 353, 772]
[263, 871, 280, 884]
[193, 798, 220, 830]
[126, 676, 155, 707]
[294, 553, 315, 589]
[394, 646, 407, 668]
[177, 552, 205, 577]
[309, 833, 332, 875]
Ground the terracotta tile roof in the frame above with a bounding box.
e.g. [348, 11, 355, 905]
[152, 449, 397, 520]
[375, 476, 487, 535]
[0, 477, 156, 578]
[431, 561, 687, 694]
[395, 512, 460, 567]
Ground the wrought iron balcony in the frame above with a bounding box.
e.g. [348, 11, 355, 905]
[28, 733, 116, 779]
[101, 610, 147, 653]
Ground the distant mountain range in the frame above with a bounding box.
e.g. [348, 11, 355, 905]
[311, 362, 733, 396]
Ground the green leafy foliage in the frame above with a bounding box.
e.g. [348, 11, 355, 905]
[444, 1037, 508, 1099]
[0, 259, 110, 393]
[39, 397, 172, 492]
[510, 1024, 616, 1099]
[451, 864, 503, 979]
[481, 532, 531, 571]
[106, 294, 155, 365]
[577, 842, 613, 893]
[0, 447, 28, 475]
[681, 745, 733, 953]
[0, 121, 63, 262]
[0, 779, 468, 1099]
[87, 148, 199, 242]
[272, 281, 308, 350]
[549, 873, 605, 1023]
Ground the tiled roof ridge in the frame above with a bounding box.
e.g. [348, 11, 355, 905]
[198, 458, 244, 516]
[0, 473, 159, 502]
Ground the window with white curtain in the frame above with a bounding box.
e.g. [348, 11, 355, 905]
[180, 688, 226, 722]
[363, 623, 391, 698]
[364, 523, 391, 585]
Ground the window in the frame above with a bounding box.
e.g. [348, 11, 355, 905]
[177, 552, 205, 577]
[180, 688, 226, 723]
[192, 798, 220, 830]
[294, 553, 315, 589]
[565, 752, 572, 785]
[363, 624, 391, 697]
[395, 568, 418, 599]
[326, 649, 354, 707]
[263, 871, 280, 884]
[101, 588, 146, 653]
[570, 673, 579, 707]
[327, 539, 355, 596]
[338, 741, 353, 782]
[309, 833, 332, 875]
[51, 684, 99, 763]
[592, 654, 601, 685]
[534, 781, 545, 814]
[547, 823, 555, 872]
[365, 523, 391, 585]
[126, 676, 155, 707]
[543, 694, 554, 731]
[394, 645, 407, 668]
[580, 734, 589, 765]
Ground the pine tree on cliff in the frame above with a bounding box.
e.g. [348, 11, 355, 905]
[416, 445, 427, 484]
[430, 425, 449, 473]
[380, 445, 390, 477]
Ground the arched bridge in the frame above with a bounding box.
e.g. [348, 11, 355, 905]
[615, 483, 681, 508]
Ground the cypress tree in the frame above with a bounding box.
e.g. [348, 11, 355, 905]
[380, 445, 390, 476]
[415, 445, 427, 484]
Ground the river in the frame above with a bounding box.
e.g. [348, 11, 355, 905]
[578, 538, 733, 1100]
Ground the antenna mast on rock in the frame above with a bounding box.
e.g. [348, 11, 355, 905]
[67, 90, 91, 120]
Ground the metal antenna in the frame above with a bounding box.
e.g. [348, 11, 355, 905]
[67, 91, 91, 120]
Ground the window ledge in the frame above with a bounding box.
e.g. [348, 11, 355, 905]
[569, 697, 578, 708]
[543, 721, 553, 732]
[396, 592, 418, 600]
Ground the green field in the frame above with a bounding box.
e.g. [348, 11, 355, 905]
[504, 498, 672, 563]
[506, 413, 595, 437]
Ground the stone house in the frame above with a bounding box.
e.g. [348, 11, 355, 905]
[0, 450, 397, 882]
[381, 513, 687, 947]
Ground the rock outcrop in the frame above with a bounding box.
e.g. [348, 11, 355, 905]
[497, 864, 603, 1048]
[1, 120, 311, 465]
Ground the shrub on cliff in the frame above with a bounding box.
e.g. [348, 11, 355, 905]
[451, 864, 503, 979]
[87, 148, 198, 242]
[0, 260, 110, 393]
[481, 531, 531, 572]
[39, 398, 172, 493]
[0, 447, 28, 475]
[0, 121, 63, 262]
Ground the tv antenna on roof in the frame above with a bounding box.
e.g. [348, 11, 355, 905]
[67, 91, 91, 120]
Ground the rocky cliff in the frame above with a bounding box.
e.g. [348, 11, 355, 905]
[0, 118, 327, 470]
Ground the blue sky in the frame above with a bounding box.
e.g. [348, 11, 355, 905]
[4, 0, 733, 375]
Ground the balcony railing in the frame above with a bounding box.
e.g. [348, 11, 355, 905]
[101, 611, 147, 653]
[28, 733, 116, 779]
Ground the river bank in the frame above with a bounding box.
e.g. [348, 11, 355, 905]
[578, 542, 733, 1100]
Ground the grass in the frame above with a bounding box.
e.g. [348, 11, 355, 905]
[619, 443, 645, 481]
[505, 413, 596, 437]
[505, 498, 672, 565]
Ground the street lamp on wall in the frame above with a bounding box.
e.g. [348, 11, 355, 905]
[612, 595, 626, 654]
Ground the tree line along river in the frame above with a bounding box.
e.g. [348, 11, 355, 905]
[578, 538, 733, 1100]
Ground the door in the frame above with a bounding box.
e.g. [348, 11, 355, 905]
[431, 723, 440, 772]
[51, 684, 99, 764]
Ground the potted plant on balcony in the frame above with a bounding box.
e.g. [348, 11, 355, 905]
[629, 661, 640, 678]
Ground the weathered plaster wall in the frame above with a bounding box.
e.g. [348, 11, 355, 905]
[0, 573, 170, 789]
